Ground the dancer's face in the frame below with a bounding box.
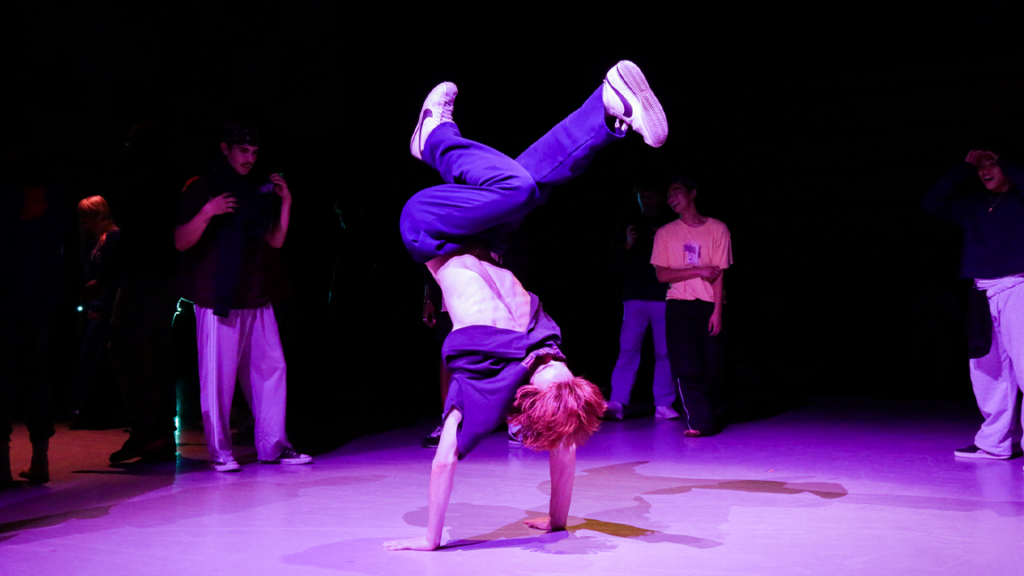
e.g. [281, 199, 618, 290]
[666, 183, 696, 214]
[221, 142, 259, 176]
[977, 157, 1010, 192]
[530, 359, 573, 390]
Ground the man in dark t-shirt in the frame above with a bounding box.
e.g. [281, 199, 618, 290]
[175, 123, 310, 472]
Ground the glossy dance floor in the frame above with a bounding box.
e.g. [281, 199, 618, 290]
[1, 399, 1021, 575]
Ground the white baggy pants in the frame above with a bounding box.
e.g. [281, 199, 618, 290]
[195, 303, 291, 463]
[970, 277, 1024, 457]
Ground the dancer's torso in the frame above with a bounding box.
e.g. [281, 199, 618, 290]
[428, 253, 531, 332]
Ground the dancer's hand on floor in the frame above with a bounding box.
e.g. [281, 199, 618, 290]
[383, 536, 439, 551]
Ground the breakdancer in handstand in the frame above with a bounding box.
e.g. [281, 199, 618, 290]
[385, 61, 668, 551]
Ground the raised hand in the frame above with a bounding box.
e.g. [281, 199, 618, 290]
[625, 225, 638, 249]
[423, 300, 437, 328]
[965, 150, 998, 167]
[269, 173, 291, 200]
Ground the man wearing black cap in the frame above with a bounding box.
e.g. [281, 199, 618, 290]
[175, 123, 310, 472]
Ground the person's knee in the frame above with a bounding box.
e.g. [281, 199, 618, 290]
[487, 166, 538, 204]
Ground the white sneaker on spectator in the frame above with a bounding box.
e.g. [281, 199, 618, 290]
[953, 444, 1009, 460]
[605, 401, 624, 420]
[655, 405, 681, 420]
[410, 81, 457, 160]
[603, 60, 668, 148]
[211, 458, 241, 473]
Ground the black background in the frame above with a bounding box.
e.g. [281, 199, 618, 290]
[5, 2, 1024, 448]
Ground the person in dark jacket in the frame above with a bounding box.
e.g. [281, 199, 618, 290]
[1, 183, 66, 484]
[924, 149, 1024, 461]
[106, 123, 182, 462]
[606, 184, 674, 420]
[175, 123, 310, 472]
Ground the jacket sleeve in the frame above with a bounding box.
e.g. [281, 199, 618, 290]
[922, 163, 975, 226]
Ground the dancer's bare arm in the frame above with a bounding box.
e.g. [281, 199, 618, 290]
[524, 443, 576, 531]
[384, 409, 462, 551]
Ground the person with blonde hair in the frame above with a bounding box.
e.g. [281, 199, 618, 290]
[78, 195, 117, 243]
[71, 195, 123, 428]
[386, 60, 667, 551]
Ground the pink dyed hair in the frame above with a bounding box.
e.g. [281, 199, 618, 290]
[508, 376, 606, 451]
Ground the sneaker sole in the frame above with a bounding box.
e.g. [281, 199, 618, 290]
[954, 450, 1010, 460]
[611, 61, 668, 148]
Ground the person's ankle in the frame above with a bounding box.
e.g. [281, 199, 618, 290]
[1, 443, 11, 484]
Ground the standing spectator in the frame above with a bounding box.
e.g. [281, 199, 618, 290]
[106, 124, 181, 462]
[651, 176, 732, 437]
[606, 184, 674, 420]
[69, 195, 122, 428]
[175, 123, 310, 472]
[924, 150, 1024, 460]
[1, 182, 67, 484]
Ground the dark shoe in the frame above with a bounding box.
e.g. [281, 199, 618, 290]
[18, 464, 49, 484]
[259, 448, 312, 465]
[422, 425, 443, 448]
[954, 444, 1009, 460]
[604, 401, 624, 421]
[110, 432, 177, 463]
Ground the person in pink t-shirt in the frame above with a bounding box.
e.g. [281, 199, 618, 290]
[650, 176, 732, 436]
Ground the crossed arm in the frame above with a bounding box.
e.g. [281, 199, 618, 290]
[655, 265, 726, 336]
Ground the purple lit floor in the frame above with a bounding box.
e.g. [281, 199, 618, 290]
[1, 398, 1021, 575]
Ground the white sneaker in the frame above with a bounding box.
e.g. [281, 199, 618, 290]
[655, 405, 681, 420]
[211, 459, 241, 472]
[953, 444, 1009, 460]
[411, 81, 458, 160]
[260, 448, 313, 465]
[604, 401, 624, 420]
[602, 60, 668, 148]
[508, 423, 523, 447]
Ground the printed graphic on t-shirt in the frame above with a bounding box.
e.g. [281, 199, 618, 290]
[684, 241, 701, 266]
